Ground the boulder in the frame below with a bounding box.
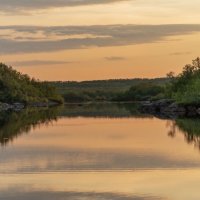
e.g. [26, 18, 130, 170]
[153, 99, 174, 107]
[186, 106, 197, 117]
[197, 108, 200, 115]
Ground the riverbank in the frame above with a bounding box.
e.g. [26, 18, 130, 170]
[140, 99, 200, 118]
[3, 100, 200, 119]
[0, 101, 61, 112]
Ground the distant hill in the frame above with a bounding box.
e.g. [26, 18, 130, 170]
[50, 78, 169, 102]
[0, 63, 63, 104]
[51, 78, 169, 93]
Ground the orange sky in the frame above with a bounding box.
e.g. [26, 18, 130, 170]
[1, 0, 200, 81]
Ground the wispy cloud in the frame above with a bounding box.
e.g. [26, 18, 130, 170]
[0, 0, 128, 13]
[9, 60, 74, 66]
[169, 51, 192, 56]
[105, 56, 126, 61]
[0, 190, 164, 200]
[0, 24, 200, 54]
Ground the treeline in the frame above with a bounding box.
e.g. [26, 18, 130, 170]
[3, 58, 199, 105]
[50, 78, 168, 102]
[166, 57, 200, 105]
[54, 58, 200, 104]
[117, 57, 200, 104]
[0, 63, 63, 104]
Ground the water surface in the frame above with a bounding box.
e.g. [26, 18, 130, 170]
[0, 104, 200, 200]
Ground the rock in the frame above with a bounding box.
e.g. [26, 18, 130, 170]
[153, 99, 174, 107]
[0, 103, 13, 111]
[140, 99, 175, 114]
[13, 103, 25, 111]
[197, 108, 200, 115]
[13, 103, 25, 108]
[48, 101, 60, 106]
[140, 101, 156, 113]
[141, 100, 187, 117]
[29, 102, 49, 107]
[0, 102, 25, 111]
[166, 103, 186, 115]
[186, 106, 197, 117]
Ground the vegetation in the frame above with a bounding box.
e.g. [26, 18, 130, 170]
[2, 58, 200, 105]
[113, 83, 165, 101]
[167, 58, 200, 105]
[0, 63, 63, 104]
[50, 78, 168, 102]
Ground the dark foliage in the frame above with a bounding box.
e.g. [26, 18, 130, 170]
[113, 83, 165, 101]
[50, 78, 168, 102]
[167, 57, 200, 104]
[0, 63, 63, 104]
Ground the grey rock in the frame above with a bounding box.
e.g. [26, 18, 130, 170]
[154, 99, 174, 107]
[197, 108, 200, 115]
[187, 106, 197, 116]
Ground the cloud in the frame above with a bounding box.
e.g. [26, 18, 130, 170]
[0, 24, 200, 54]
[9, 60, 74, 66]
[0, 0, 128, 13]
[169, 51, 192, 56]
[105, 56, 126, 61]
[0, 190, 164, 200]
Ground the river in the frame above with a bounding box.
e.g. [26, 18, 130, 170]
[0, 103, 200, 200]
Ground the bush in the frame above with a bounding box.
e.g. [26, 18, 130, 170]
[113, 83, 164, 101]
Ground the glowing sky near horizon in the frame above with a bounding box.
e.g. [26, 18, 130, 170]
[1, 0, 200, 81]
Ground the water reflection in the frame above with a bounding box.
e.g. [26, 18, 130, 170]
[0, 103, 150, 147]
[168, 118, 200, 151]
[0, 106, 61, 146]
[60, 103, 147, 118]
[1, 103, 200, 152]
[1, 103, 200, 200]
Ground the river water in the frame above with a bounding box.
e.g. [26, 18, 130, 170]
[0, 104, 200, 200]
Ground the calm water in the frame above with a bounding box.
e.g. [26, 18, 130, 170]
[0, 104, 200, 200]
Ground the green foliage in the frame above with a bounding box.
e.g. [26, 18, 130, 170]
[0, 63, 63, 104]
[63, 92, 91, 102]
[50, 78, 168, 102]
[113, 83, 165, 101]
[167, 57, 200, 104]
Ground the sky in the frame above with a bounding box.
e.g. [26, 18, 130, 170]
[1, 0, 200, 81]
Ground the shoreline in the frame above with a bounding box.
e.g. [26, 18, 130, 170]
[2, 100, 200, 119]
[0, 101, 62, 112]
[140, 99, 200, 118]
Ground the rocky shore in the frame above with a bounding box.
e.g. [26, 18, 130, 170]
[140, 99, 200, 118]
[0, 101, 60, 112]
[0, 102, 25, 111]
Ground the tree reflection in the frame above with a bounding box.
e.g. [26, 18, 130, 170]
[167, 118, 200, 150]
[0, 106, 62, 146]
[0, 103, 151, 146]
[60, 103, 151, 118]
